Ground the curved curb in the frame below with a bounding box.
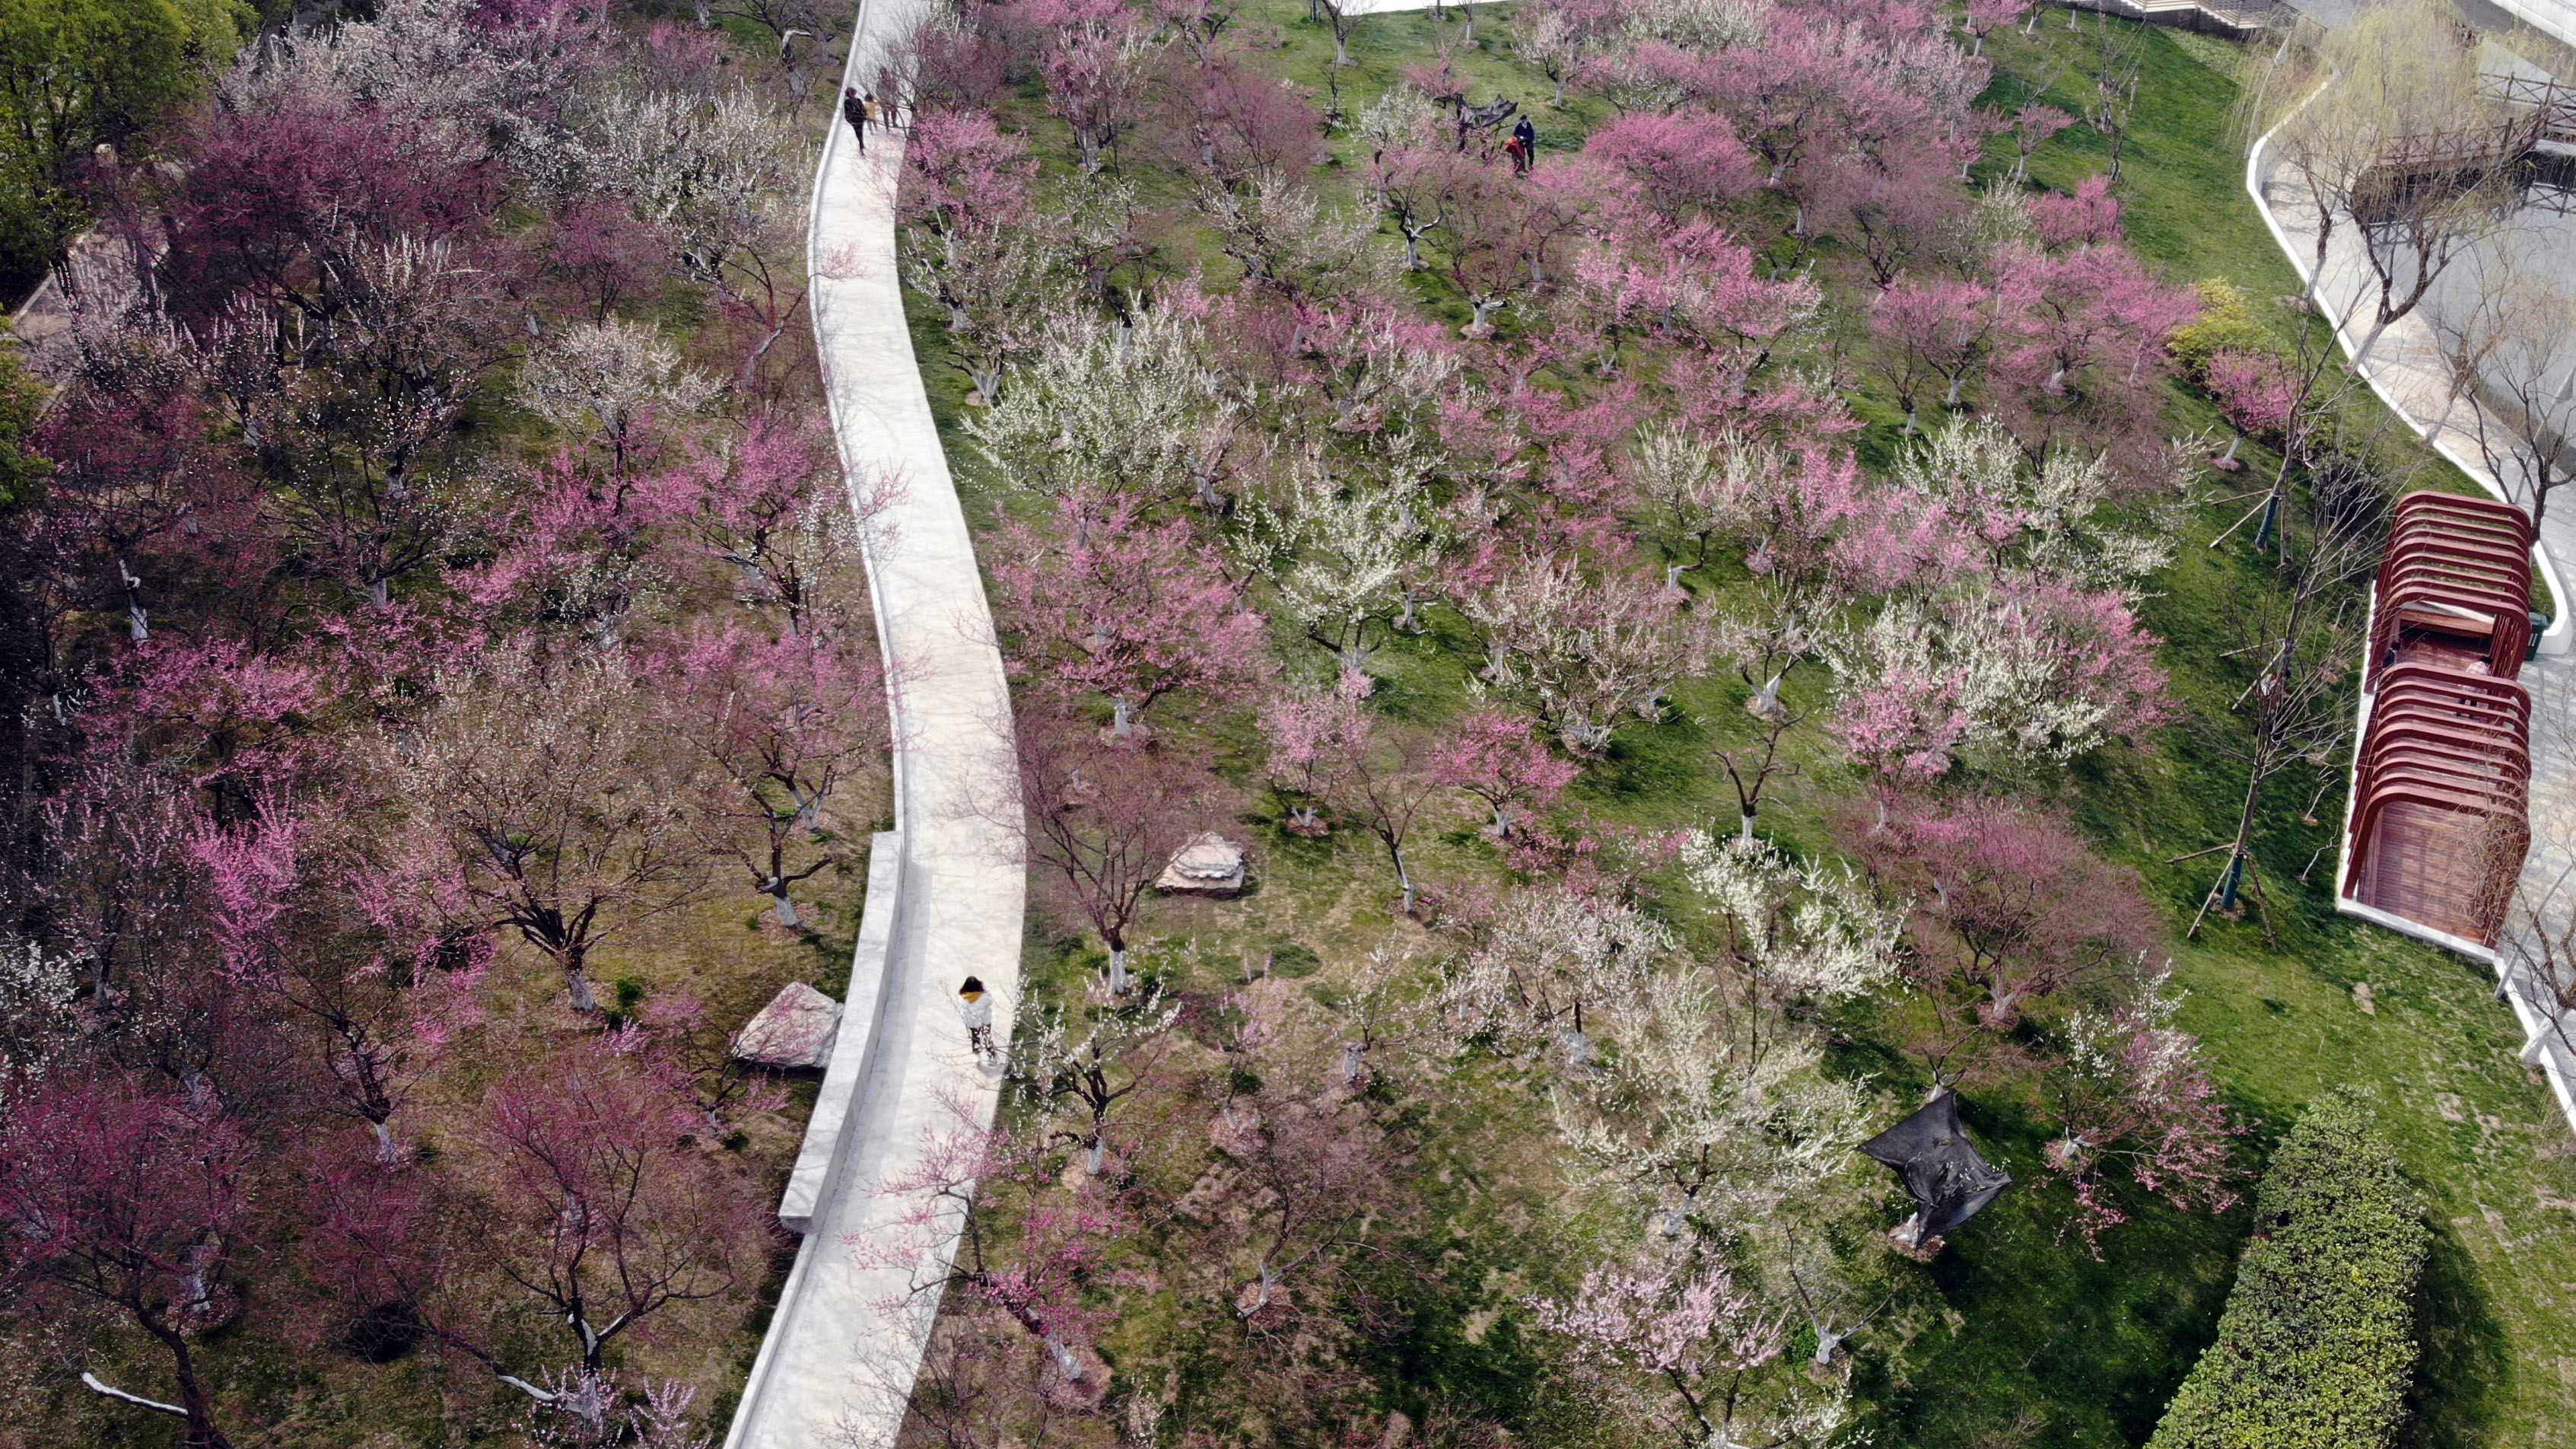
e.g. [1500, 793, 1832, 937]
[722, 1, 1027, 1444]
[2241, 84, 2573, 654]
[2247, 94, 2576, 1139]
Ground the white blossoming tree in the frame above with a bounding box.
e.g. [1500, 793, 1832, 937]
[1235, 447, 1442, 673]
[517, 319, 717, 475]
[1682, 831, 1907, 1002]
[1441, 884, 1671, 1070]
[967, 302, 1248, 509]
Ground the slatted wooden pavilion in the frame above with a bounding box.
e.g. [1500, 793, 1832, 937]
[2342, 494, 2537, 951]
[2366, 492, 2536, 686]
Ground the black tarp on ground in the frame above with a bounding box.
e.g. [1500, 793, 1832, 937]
[1859, 1089, 2012, 1237]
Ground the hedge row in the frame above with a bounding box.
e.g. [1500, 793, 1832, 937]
[2147, 1090, 2428, 1449]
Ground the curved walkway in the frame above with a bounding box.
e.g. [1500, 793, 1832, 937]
[721, 1, 1026, 1444]
[2247, 97, 2576, 1138]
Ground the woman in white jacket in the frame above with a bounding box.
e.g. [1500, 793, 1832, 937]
[957, 976, 994, 1060]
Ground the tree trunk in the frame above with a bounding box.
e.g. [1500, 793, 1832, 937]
[769, 885, 801, 928]
[564, 966, 599, 1014]
[149, 1326, 235, 1449]
[1105, 943, 1131, 995]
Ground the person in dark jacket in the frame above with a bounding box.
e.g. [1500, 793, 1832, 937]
[1510, 114, 1537, 175]
[844, 86, 868, 151]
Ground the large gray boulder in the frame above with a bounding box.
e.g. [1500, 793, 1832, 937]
[733, 982, 843, 1069]
[1157, 833, 1248, 896]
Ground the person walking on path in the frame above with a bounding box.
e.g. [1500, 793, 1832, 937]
[1510, 114, 1537, 176]
[958, 976, 994, 1062]
[844, 86, 868, 152]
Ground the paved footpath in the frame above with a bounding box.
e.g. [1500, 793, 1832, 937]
[721, 0, 1026, 1443]
[2247, 85, 2576, 1137]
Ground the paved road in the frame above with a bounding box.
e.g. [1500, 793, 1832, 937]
[720, 0, 1026, 1443]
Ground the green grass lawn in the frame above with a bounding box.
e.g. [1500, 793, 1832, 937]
[908, 9, 2576, 1447]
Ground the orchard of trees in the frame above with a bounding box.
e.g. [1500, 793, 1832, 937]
[0, 0, 886, 1441]
[0, 0, 2534, 1439]
[879, 0, 2326, 1443]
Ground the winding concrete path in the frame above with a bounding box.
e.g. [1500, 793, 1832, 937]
[2247, 79, 2576, 1138]
[721, 2, 1026, 1444]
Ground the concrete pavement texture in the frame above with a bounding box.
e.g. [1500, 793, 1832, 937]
[721, 0, 1027, 1442]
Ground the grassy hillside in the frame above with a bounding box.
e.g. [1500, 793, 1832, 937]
[902, 8, 2576, 1446]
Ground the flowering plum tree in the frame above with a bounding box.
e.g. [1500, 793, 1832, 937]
[1032, 0, 1159, 172]
[1013, 712, 1217, 993]
[1429, 710, 1579, 838]
[1828, 582, 2167, 780]
[1013, 984, 1185, 1176]
[465, 1037, 768, 1374]
[2204, 349, 2298, 467]
[1869, 275, 1996, 430]
[641, 416, 888, 638]
[393, 644, 710, 1014]
[1532, 1245, 1847, 1449]
[1258, 668, 1372, 835]
[994, 492, 1270, 737]
[0, 1071, 257, 1449]
[1442, 882, 1670, 1068]
[967, 301, 1248, 510]
[2045, 973, 2238, 1250]
[1236, 451, 1442, 674]
[648, 622, 889, 927]
[1682, 831, 1906, 1002]
[1559, 962, 1878, 1240]
[1455, 546, 1705, 753]
[1842, 794, 2160, 1033]
[1581, 109, 1758, 218]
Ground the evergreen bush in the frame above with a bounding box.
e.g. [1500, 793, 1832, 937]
[2147, 1090, 2428, 1449]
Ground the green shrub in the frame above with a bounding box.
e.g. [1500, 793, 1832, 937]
[2147, 1091, 2428, 1449]
[2168, 279, 2280, 378]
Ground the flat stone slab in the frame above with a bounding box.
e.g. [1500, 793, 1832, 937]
[1158, 832, 1248, 896]
[732, 982, 842, 1069]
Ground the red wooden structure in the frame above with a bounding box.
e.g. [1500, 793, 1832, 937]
[2343, 493, 2536, 948]
[2365, 492, 2535, 689]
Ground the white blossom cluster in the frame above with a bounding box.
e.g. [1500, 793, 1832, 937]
[1892, 416, 2177, 595]
[969, 304, 1245, 507]
[1681, 830, 1906, 1000]
[0, 935, 81, 1106]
